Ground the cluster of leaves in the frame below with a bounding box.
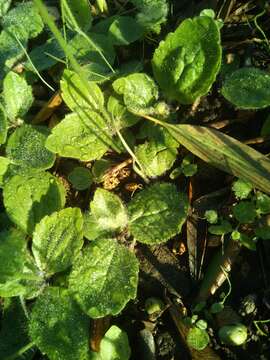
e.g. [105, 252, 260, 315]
[0, 0, 270, 359]
[205, 179, 270, 250]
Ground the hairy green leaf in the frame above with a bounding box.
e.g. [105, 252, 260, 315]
[89, 188, 128, 236]
[83, 212, 104, 241]
[69, 238, 139, 318]
[113, 73, 158, 110]
[221, 67, 270, 109]
[46, 111, 112, 161]
[107, 94, 139, 130]
[29, 287, 90, 360]
[3, 71, 34, 121]
[61, 69, 104, 112]
[99, 325, 131, 360]
[131, 0, 169, 34]
[3, 172, 66, 234]
[0, 105, 7, 144]
[187, 327, 209, 351]
[135, 140, 177, 177]
[68, 167, 93, 190]
[232, 201, 257, 224]
[208, 220, 233, 235]
[0, 298, 30, 358]
[232, 179, 253, 200]
[128, 183, 189, 244]
[0, 0, 12, 17]
[19, 255, 46, 299]
[108, 16, 143, 45]
[204, 210, 218, 224]
[256, 192, 270, 214]
[2, 1, 43, 40]
[0, 156, 11, 187]
[6, 124, 55, 170]
[152, 14, 221, 103]
[0, 228, 27, 297]
[32, 208, 84, 276]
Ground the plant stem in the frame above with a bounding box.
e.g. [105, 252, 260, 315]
[33, 0, 121, 153]
[4, 342, 35, 360]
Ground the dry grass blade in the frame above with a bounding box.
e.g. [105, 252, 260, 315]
[138, 114, 270, 194]
[159, 122, 270, 194]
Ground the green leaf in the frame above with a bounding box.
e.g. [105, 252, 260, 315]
[107, 94, 139, 130]
[208, 220, 232, 235]
[82, 62, 112, 83]
[6, 124, 55, 170]
[69, 238, 139, 318]
[131, 0, 169, 34]
[232, 230, 256, 250]
[89, 188, 128, 236]
[240, 233, 256, 250]
[99, 325, 131, 360]
[83, 212, 104, 241]
[29, 287, 90, 360]
[92, 159, 113, 183]
[232, 178, 253, 199]
[46, 111, 113, 161]
[205, 210, 218, 224]
[261, 114, 270, 137]
[169, 166, 182, 179]
[19, 255, 46, 299]
[0, 157, 11, 187]
[32, 208, 84, 276]
[210, 302, 224, 314]
[255, 226, 270, 240]
[108, 16, 143, 45]
[2, 1, 44, 40]
[187, 327, 210, 351]
[162, 123, 270, 195]
[61, 0, 92, 32]
[26, 37, 64, 72]
[0, 30, 24, 81]
[3, 172, 66, 234]
[0, 228, 27, 297]
[196, 319, 208, 330]
[3, 71, 34, 120]
[128, 183, 189, 244]
[218, 324, 247, 346]
[69, 33, 115, 67]
[0, 298, 30, 359]
[68, 167, 93, 190]
[112, 73, 159, 110]
[0, 0, 12, 17]
[61, 69, 104, 112]
[152, 14, 221, 103]
[0, 105, 7, 144]
[135, 139, 177, 177]
[221, 67, 270, 109]
[181, 155, 197, 177]
[232, 201, 257, 224]
[0, 238, 43, 298]
[256, 192, 270, 214]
